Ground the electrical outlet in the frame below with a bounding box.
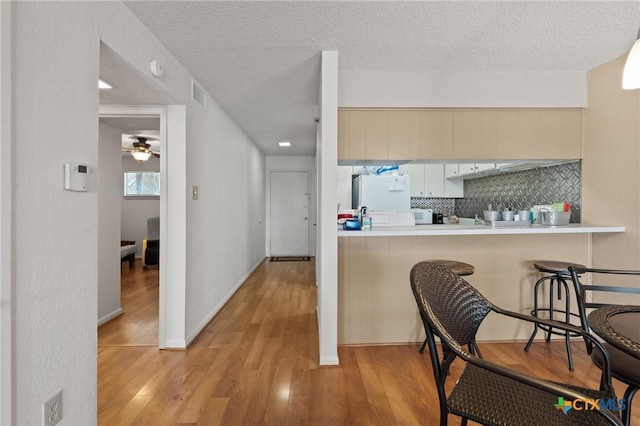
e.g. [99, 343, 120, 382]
[43, 390, 63, 426]
[192, 185, 199, 200]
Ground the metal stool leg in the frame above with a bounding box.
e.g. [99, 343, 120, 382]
[525, 275, 548, 352]
[558, 275, 575, 371]
[546, 277, 557, 342]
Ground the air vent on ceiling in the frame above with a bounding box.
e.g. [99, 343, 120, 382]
[191, 78, 207, 111]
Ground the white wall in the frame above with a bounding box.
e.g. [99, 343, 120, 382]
[584, 55, 640, 271]
[13, 3, 101, 423]
[98, 123, 124, 325]
[184, 98, 266, 344]
[121, 155, 161, 257]
[0, 2, 12, 423]
[318, 51, 339, 365]
[339, 70, 587, 107]
[10, 2, 266, 423]
[266, 156, 317, 257]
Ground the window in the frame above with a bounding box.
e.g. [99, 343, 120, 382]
[124, 171, 160, 197]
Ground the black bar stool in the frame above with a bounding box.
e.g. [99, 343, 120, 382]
[418, 260, 475, 354]
[524, 260, 586, 371]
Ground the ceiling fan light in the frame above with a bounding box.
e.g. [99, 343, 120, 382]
[623, 38, 640, 90]
[131, 150, 152, 162]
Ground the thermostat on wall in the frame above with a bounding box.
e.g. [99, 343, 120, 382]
[64, 163, 93, 192]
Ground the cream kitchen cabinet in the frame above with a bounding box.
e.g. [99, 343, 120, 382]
[338, 109, 453, 161]
[340, 108, 582, 162]
[452, 109, 582, 159]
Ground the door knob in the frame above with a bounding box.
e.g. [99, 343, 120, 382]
[304, 217, 308, 220]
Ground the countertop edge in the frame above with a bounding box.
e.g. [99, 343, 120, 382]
[337, 224, 626, 237]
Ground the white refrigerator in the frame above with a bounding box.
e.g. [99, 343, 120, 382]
[352, 175, 411, 211]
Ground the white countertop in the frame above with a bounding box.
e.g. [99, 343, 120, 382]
[337, 223, 625, 237]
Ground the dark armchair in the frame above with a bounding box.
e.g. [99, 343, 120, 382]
[143, 216, 159, 268]
[410, 261, 623, 426]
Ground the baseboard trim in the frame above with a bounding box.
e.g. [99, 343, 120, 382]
[164, 338, 187, 349]
[185, 256, 267, 347]
[319, 355, 340, 366]
[97, 308, 123, 326]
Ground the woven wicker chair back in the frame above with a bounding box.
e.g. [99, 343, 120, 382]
[410, 261, 492, 350]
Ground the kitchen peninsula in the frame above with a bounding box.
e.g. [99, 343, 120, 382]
[336, 106, 624, 346]
[337, 223, 624, 345]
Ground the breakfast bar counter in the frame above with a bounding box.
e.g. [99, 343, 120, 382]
[337, 223, 625, 346]
[337, 223, 624, 237]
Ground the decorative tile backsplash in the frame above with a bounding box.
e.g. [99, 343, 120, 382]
[411, 197, 455, 215]
[454, 161, 581, 222]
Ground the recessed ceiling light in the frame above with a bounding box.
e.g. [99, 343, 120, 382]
[98, 79, 112, 89]
[278, 141, 291, 147]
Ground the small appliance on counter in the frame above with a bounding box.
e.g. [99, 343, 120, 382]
[412, 208, 433, 225]
[368, 210, 415, 227]
[433, 212, 444, 224]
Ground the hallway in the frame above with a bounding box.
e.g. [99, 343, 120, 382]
[98, 258, 637, 425]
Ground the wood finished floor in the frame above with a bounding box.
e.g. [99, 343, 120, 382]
[98, 258, 640, 425]
[99, 261, 159, 346]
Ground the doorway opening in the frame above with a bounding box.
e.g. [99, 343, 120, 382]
[269, 170, 311, 257]
[98, 113, 161, 347]
[98, 106, 168, 349]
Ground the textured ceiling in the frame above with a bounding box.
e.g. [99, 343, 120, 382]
[122, 0, 640, 156]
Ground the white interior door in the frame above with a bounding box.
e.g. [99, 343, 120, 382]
[270, 171, 310, 256]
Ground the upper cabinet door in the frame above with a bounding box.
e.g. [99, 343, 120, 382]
[387, 110, 412, 159]
[496, 109, 582, 159]
[536, 110, 582, 158]
[398, 164, 425, 197]
[365, 110, 388, 160]
[338, 110, 367, 160]
[454, 109, 582, 159]
[444, 163, 459, 178]
[418, 110, 454, 159]
[424, 164, 445, 197]
[452, 110, 498, 158]
[338, 110, 350, 160]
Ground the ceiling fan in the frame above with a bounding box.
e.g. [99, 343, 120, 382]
[122, 136, 160, 162]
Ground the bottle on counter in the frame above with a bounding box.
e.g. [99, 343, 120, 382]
[361, 206, 371, 230]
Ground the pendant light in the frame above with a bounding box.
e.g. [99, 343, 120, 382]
[623, 27, 640, 90]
